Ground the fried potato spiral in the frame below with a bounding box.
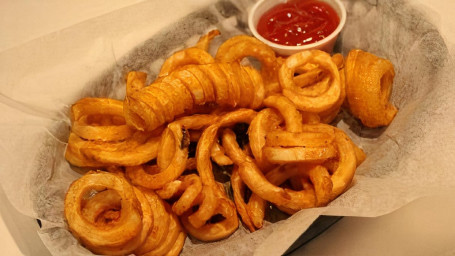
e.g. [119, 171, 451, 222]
[345, 49, 398, 127]
[231, 166, 266, 232]
[215, 35, 279, 95]
[64, 171, 185, 256]
[279, 50, 341, 113]
[65, 98, 162, 167]
[124, 63, 265, 131]
[125, 122, 189, 190]
[64, 171, 149, 255]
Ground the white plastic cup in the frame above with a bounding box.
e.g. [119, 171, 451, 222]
[248, 0, 347, 56]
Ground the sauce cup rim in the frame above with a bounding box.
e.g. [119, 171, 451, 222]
[248, 0, 347, 52]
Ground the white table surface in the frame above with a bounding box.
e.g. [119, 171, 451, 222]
[1, 0, 454, 255]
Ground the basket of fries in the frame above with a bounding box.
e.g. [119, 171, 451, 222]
[0, 0, 454, 255]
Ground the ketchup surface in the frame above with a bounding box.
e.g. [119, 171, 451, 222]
[257, 0, 340, 46]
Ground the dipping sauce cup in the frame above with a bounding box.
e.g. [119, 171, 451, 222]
[248, 0, 347, 56]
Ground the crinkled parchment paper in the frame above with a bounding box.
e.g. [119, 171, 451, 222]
[0, 0, 454, 255]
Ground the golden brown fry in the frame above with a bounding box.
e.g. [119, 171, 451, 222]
[345, 49, 397, 127]
[300, 111, 321, 124]
[64, 171, 147, 256]
[198, 64, 231, 106]
[71, 98, 124, 121]
[72, 121, 133, 142]
[164, 231, 186, 256]
[187, 185, 218, 228]
[194, 29, 221, 51]
[231, 166, 256, 232]
[266, 166, 316, 215]
[293, 68, 325, 88]
[307, 165, 333, 206]
[66, 130, 162, 167]
[196, 109, 257, 185]
[170, 69, 207, 105]
[126, 71, 147, 97]
[243, 66, 266, 109]
[125, 123, 189, 189]
[65, 133, 105, 167]
[159, 47, 215, 78]
[71, 98, 134, 141]
[184, 64, 217, 103]
[159, 76, 195, 113]
[155, 174, 203, 216]
[248, 108, 282, 172]
[263, 94, 302, 132]
[215, 35, 276, 74]
[262, 145, 337, 164]
[215, 35, 278, 95]
[124, 63, 264, 131]
[211, 141, 233, 166]
[279, 50, 341, 113]
[156, 128, 175, 170]
[352, 142, 367, 167]
[319, 53, 347, 123]
[80, 131, 161, 166]
[180, 185, 239, 242]
[265, 130, 335, 148]
[185, 110, 257, 240]
[223, 129, 316, 212]
[231, 165, 266, 232]
[218, 63, 242, 107]
[247, 193, 267, 230]
[329, 128, 357, 199]
[174, 113, 219, 129]
[231, 61, 256, 108]
[123, 96, 161, 132]
[134, 189, 171, 255]
[140, 203, 184, 256]
[81, 190, 122, 225]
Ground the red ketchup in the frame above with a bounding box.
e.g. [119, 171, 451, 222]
[257, 0, 340, 46]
